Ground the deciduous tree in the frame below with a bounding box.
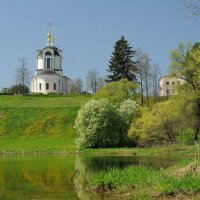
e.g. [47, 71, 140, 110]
[135, 48, 145, 106]
[152, 64, 160, 103]
[86, 68, 105, 94]
[15, 58, 30, 96]
[86, 68, 98, 94]
[128, 99, 182, 146]
[9, 84, 30, 95]
[170, 42, 200, 142]
[93, 79, 138, 104]
[186, 0, 200, 15]
[75, 78, 84, 94]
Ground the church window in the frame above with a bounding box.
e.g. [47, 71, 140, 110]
[46, 83, 49, 90]
[39, 83, 42, 91]
[45, 58, 53, 69]
[46, 58, 51, 69]
[54, 83, 56, 90]
[166, 81, 169, 85]
[45, 51, 52, 55]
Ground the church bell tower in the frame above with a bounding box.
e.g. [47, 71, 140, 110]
[31, 25, 71, 94]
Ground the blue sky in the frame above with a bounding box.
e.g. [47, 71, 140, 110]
[0, 0, 199, 88]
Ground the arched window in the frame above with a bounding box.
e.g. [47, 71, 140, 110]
[44, 51, 53, 69]
[45, 51, 52, 55]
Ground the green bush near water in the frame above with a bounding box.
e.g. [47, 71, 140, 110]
[75, 99, 122, 148]
[75, 99, 138, 148]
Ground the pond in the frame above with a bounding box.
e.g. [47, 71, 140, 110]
[0, 154, 182, 200]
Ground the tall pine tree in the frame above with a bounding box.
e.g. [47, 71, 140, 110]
[106, 36, 138, 82]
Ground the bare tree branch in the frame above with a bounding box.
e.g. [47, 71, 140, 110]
[15, 58, 31, 95]
[186, 0, 200, 15]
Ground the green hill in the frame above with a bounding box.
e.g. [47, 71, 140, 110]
[0, 95, 91, 153]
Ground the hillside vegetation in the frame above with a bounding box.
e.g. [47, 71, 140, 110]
[0, 95, 91, 153]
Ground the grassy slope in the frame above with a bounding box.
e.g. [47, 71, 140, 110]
[0, 95, 91, 153]
[0, 94, 90, 107]
[0, 95, 196, 155]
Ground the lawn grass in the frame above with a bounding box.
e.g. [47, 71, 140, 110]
[0, 135, 76, 153]
[0, 94, 91, 107]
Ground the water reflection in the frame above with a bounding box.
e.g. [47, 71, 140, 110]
[0, 154, 181, 200]
[0, 156, 78, 200]
[80, 155, 181, 171]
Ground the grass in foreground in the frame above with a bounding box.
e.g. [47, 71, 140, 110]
[90, 163, 200, 199]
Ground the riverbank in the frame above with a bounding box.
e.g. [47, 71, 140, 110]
[79, 144, 196, 156]
[81, 145, 200, 199]
[0, 142, 196, 157]
[89, 158, 200, 199]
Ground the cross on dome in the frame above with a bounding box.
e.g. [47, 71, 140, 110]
[47, 22, 54, 46]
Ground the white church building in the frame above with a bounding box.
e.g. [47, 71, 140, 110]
[31, 29, 71, 94]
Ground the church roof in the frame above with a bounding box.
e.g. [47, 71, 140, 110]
[38, 46, 61, 56]
[63, 75, 71, 80]
[38, 70, 60, 76]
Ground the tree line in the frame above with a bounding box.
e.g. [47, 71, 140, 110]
[106, 35, 161, 107]
[3, 35, 160, 99]
[75, 36, 200, 148]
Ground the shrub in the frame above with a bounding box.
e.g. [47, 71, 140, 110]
[128, 100, 183, 146]
[75, 99, 122, 149]
[118, 99, 139, 125]
[118, 99, 139, 146]
[176, 128, 194, 145]
[75, 99, 139, 149]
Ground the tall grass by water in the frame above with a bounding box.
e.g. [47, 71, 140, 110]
[90, 164, 200, 199]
